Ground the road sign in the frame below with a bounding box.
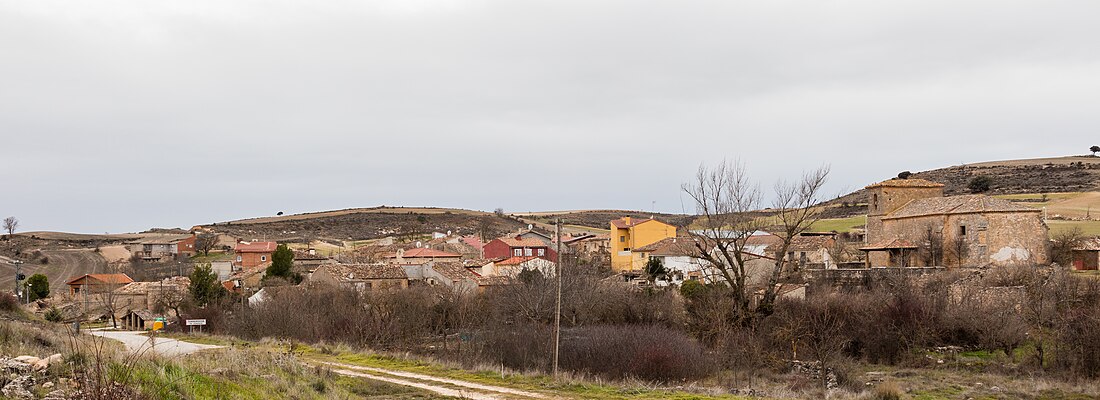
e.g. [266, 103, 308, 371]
[185, 319, 207, 326]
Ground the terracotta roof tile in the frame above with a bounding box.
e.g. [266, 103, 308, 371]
[884, 195, 1040, 219]
[431, 262, 475, 282]
[235, 241, 278, 253]
[495, 256, 547, 266]
[66, 273, 134, 285]
[318, 263, 408, 280]
[497, 237, 548, 248]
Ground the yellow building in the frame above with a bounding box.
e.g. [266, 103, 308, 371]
[609, 217, 677, 273]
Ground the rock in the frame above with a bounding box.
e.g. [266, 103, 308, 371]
[13, 356, 38, 364]
[42, 381, 54, 389]
[32, 354, 62, 372]
[2, 375, 35, 399]
[42, 389, 67, 400]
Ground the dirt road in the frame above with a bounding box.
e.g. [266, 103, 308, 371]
[312, 360, 551, 400]
[0, 249, 106, 294]
[88, 329, 222, 357]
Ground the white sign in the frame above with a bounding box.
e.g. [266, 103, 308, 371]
[185, 319, 207, 326]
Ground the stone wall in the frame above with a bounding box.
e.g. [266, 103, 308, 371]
[880, 211, 1048, 267]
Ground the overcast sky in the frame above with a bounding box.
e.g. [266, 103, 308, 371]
[2, 1, 1099, 233]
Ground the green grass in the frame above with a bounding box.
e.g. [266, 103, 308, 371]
[303, 347, 745, 400]
[189, 252, 234, 263]
[1047, 220, 1100, 237]
[809, 215, 867, 233]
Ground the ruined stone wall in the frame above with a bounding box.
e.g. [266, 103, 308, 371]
[880, 211, 1048, 267]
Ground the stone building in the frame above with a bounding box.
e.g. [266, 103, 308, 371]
[862, 178, 1049, 268]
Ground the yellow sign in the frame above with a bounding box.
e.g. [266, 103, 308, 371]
[152, 321, 164, 331]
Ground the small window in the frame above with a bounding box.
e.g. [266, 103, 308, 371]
[624, 248, 630, 252]
[873, 193, 879, 210]
[236, 256, 242, 262]
[525, 248, 533, 256]
[620, 236, 626, 242]
[959, 225, 967, 236]
[261, 255, 267, 262]
[514, 249, 522, 256]
[537, 249, 545, 256]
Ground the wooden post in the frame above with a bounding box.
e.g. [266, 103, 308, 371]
[553, 218, 562, 378]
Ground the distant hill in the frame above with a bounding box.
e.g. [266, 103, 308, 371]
[825, 155, 1100, 219]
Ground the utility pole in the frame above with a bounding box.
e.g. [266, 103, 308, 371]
[13, 260, 22, 303]
[553, 218, 562, 378]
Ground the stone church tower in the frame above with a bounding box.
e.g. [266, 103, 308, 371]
[864, 179, 945, 244]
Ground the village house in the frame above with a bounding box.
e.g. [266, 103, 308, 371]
[631, 236, 778, 287]
[861, 178, 1049, 268]
[310, 263, 409, 291]
[1071, 238, 1100, 270]
[67, 273, 134, 295]
[111, 276, 190, 312]
[127, 234, 196, 260]
[610, 217, 677, 273]
[234, 241, 278, 269]
[293, 249, 335, 277]
[121, 309, 165, 330]
[513, 229, 554, 246]
[224, 264, 267, 293]
[483, 236, 558, 262]
[479, 256, 556, 278]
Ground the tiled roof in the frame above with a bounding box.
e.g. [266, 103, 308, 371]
[860, 238, 918, 250]
[497, 237, 547, 248]
[235, 241, 278, 253]
[67, 273, 134, 285]
[319, 263, 407, 280]
[473, 275, 514, 286]
[788, 236, 836, 252]
[633, 237, 699, 257]
[431, 262, 474, 282]
[610, 217, 670, 229]
[384, 248, 462, 258]
[495, 256, 544, 266]
[1075, 238, 1100, 251]
[462, 258, 494, 267]
[865, 178, 945, 189]
[293, 250, 329, 260]
[461, 236, 484, 250]
[114, 277, 190, 294]
[884, 195, 1040, 220]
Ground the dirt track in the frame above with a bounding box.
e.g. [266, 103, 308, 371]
[0, 249, 106, 294]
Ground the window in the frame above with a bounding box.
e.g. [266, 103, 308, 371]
[525, 248, 533, 256]
[959, 225, 967, 236]
[514, 249, 522, 256]
[261, 255, 267, 262]
[236, 255, 242, 262]
[872, 193, 878, 210]
[537, 249, 545, 256]
[620, 236, 626, 242]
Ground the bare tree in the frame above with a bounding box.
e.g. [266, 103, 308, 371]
[2, 217, 17, 239]
[757, 166, 831, 316]
[194, 233, 218, 256]
[1050, 227, 1084, 268]
[154, 284, 189, 327]
[683, 161, 830, 320]
[919, 225, 944, 267]
[93, 282, 131, 329]
[947, 232, 970, 267]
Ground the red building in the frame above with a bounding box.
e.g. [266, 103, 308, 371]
[483, 236, 557, 262]
[234, 241, 278, 269]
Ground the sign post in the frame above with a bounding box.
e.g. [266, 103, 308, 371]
[185, 319, 207, 334]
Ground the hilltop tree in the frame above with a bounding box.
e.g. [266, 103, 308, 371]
[682, 160, 830, 323]
[897, 171, 913, 179]
[189, 263, 225, 307]
[968, 176, 993, 193]
[1091, 146, 1100, 156]
[266, 244, 295, 279]
[2, 217, 17, 240]
[25, 274, 49, 301]
[194, 233, 218, 256]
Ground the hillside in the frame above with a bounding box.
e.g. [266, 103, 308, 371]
[824, 156, 1100, 218]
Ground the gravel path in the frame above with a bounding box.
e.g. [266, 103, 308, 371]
[313, 360, 551, 400]
[88, 329, 222, 357]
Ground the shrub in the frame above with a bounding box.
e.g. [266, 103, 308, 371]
[44, 307, 64, 322]
[968, 176, 993, 193]
[871, 381, 903, 400]
[559, 325, 714, 382]
[0, 293, 19, 312]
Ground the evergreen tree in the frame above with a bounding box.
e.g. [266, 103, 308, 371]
[25, 274, 49, 301]
[266, 244, 295, 279]
[189, 263, 224, 307]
